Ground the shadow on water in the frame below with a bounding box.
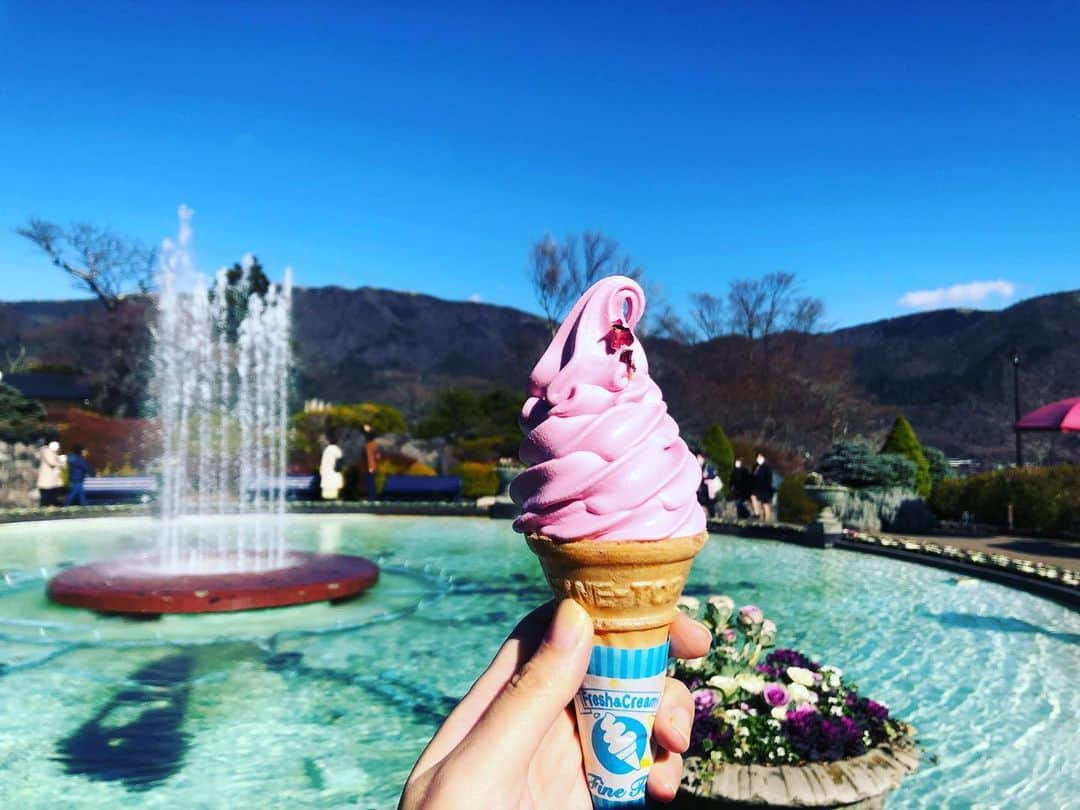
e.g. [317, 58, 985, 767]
[55, 654, 195, 791]
[925, 610, 1080, 645]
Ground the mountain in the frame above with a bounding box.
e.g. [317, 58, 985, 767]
[1, 287, 1077, 464]
[825, 290, 1080, 461]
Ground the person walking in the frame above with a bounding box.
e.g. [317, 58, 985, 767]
[363, 424, 380, 500]
[63, 445, 94, 507]
[731, 458, 752, 519]
[751, 453, 774, 522]
[319, 429, 344, 500]
[37, 440, 65, 507]
[695, 452, 722, 518]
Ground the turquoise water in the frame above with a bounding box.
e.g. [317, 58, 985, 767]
[0, 515, 1076, 809]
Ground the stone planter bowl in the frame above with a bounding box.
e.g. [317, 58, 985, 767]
[674, 741, 920, 809]
[803, 484, 848, 512]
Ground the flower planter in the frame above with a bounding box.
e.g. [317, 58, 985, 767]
[804, 485, 848, 548]
[675, 741, 920, 809]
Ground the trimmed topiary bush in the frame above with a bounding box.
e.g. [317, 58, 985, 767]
[702, 423, 735, 488]
[777, 473, 819, 525]
[880, 416, 931, 497]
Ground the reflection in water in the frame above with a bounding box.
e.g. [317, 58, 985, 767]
[55, 654, 195, 791]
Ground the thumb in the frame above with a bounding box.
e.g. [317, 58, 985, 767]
[453, 599, 593, 774]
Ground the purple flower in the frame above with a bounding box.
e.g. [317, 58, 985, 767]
[692, 688, 716, 720]
[763, 683, 790, 708]
[758, 648, 821, 679]
[783, 709, 867, 762]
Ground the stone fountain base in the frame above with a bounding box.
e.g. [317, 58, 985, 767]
[47, 552, 379, 615]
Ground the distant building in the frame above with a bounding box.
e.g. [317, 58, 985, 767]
[2, 373, 91, 410]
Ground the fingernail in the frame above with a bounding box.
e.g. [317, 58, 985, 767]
[546, 599, 591, 651]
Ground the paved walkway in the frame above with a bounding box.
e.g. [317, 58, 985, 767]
[877, 531, 1079, 572]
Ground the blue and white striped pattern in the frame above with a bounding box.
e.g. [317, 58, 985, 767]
[587, 642, 669, 679]
[591, 797, 645, 809]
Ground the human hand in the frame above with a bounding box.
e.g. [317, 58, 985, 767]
[400, 600, 711, 809]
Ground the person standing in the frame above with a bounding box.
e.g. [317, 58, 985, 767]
[363, 424, 380, 500]
[731, 458, 752, 519]
[63, 445, 94, 507]
[751, 453, 774, 522]
[695, 452, 722, 518]
[319, 429, 344, 500]
[37, 440, 65, 507]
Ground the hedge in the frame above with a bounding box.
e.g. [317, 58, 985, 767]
[929, 465, 1080, 537]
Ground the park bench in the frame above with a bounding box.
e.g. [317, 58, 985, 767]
[82, 476, 159, 505]
[381, 475, 463, 502]
[247, 474, 319, 501]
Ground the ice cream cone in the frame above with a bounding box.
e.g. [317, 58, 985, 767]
[527, 531, 708, 808]
[525, 531, 707, 641]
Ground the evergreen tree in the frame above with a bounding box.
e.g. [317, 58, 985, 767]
[923, 446, 955, 486]
[0, 383, 52, 443]
[881, 415, 931, 497]
[702, 423, 735, 487]
[817, 440, 915, 490]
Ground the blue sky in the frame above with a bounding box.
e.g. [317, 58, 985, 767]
[1, 1, 1077, 327]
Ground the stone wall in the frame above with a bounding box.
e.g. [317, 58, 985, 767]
[0, 441, 39, 508]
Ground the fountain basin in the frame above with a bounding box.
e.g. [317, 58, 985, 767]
[47, 552, 378, 615]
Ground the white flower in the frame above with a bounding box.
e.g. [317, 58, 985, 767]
[788, 683, 817, 704]
[733, 749, 743, 759]
[738, 725, 750, 737]
[735, 673, 765, 694]
[676, 596, 700, 614]
[723, 709, 747, 725]
[831, 706, 844, 716]
[786, 666, 816, 687]
[707, 675, 739, 696]
[684, 657, 705, 671]
[776, 746, 785, 757]
[770, 706, 788, 721]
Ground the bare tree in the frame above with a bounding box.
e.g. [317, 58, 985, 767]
[789, 296, 826, 333]
[726, 271, 824, 338]
[15, 218, 155, 311]
[689, 292, 727, 341]
[649, 303, 695, 344]
[727, 279, 768, 339]
[15, 218, 157, 415]
[527, 230, 642, 330]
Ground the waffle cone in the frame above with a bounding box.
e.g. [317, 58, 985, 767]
[526, 531, 708, 647]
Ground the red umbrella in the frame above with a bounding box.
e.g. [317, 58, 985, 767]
[1014, 397, 1080, 432]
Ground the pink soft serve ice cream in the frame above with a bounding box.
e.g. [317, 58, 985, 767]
[510, 276, 705, 541]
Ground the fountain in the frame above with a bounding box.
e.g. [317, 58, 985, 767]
[48, 207, 378, 614]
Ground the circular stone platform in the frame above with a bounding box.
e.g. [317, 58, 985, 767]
[47, 552, 379, 615]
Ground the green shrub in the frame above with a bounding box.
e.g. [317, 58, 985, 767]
[290, 402, 407, 467]
[929, 465, 1080, 536]
[416, 388, 520, 439]
[452, 461, 499, 498]
[342, 451, 434, 498]
[456, 434, 520, 462]
[777, 473, 819, 525]
[0, 383, 52, 443]
[923, 446, 955, 485]
[817, 440, 916, 490]
[880, 415, 931, 497]
[702, 424, 735, 488]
